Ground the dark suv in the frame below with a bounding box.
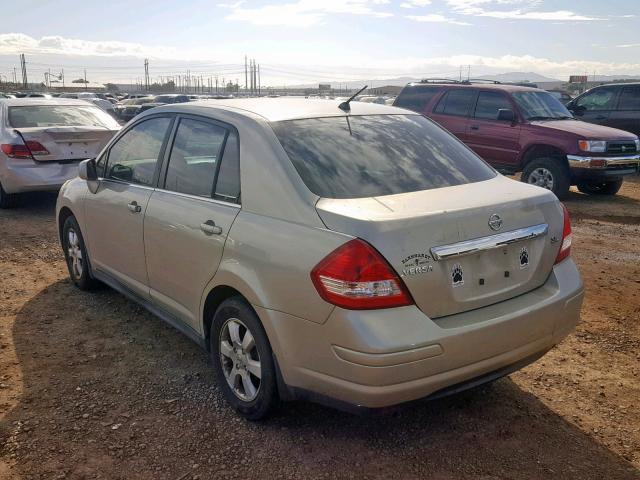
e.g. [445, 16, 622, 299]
[567, 82, 640, 136]
[394, 81, 640, 198]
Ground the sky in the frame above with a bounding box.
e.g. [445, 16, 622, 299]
[0, 0, 639, 87]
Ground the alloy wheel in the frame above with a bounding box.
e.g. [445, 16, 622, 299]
[219, 318, 262, 402]
[527, 167, 555, 191]
[67, 228, 84, 279]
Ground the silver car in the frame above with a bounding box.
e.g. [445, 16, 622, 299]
[56, 98, 584, 419]
[0, 98, 120, 207]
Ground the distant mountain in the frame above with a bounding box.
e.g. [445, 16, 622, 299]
[476, 72, 560, 83]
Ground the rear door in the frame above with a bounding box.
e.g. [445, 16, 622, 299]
[466, 90, 521, 168]
[84, 115, 173, 298]
[428, 88, 477, 142]
[393, 85, 442, 114]
[144, 116, 241, 332]
[572, 86, 619, 126]
[608, 85, 640, 136]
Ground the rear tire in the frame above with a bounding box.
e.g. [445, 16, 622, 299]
[521, 157, 571, 200]
[0, 182, 18, 209]
[210, 297, 278, 420]
[62, 216, 98, 290]
[576, 178, 623, 196]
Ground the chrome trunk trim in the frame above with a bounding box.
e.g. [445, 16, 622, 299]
[430, 224, 549, 261]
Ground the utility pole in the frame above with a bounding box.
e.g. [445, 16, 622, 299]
[84, 69, 88, 90]
[245, 55, 248, 95]
[144, 58, 149, 91]
[258, 64, 261, 96]
[13, 67, 17, 85]
[61, 68, 65, 88]
[20, 54, 28, 89]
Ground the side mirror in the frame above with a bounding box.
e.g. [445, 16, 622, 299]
[78, 158, 99, 193]
[497, 108, 516, 122]
[572, 104, 586, 116]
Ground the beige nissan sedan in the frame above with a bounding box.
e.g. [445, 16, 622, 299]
[56, 98, 584, 419]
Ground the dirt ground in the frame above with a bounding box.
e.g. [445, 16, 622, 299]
[1, 178, 639, 480]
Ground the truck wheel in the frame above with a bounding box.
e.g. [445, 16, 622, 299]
[576, 178, 623, 196]
[521, 157, 571, 200]
[0, 182, 18, 209]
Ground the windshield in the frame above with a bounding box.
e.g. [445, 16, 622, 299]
[8, 105, 120, 129]
[271, 115, 496, 199]
[512, 91, 573, 120]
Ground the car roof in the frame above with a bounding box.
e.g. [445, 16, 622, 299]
[591, 82, 640, 88]
[405, 82, 541, 93]
[0, 98, 96, 107]
[157, 97, 413, 122]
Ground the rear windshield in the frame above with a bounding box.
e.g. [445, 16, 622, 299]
[271, 114, 496, 199]
[8, 105, 119, 129]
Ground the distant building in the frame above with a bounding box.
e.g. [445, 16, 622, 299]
[367, 85, 403, 96]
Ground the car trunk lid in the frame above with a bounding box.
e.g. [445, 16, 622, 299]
[315, 176, 564, 319]
[15, 126, 116, 162]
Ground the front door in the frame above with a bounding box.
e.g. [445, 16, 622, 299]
[84, 116, 173, 298]
[572, 86, 619, 127]
[466, 90, 521, 168]
[144, 116, 241, 332]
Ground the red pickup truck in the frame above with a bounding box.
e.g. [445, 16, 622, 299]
[393, 81, 640, 199]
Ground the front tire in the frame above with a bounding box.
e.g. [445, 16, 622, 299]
[210, 297, 278, 420]
[576, 178, 623, 196]
[521, 157, 571, 200]
[62, 216, 98, 290]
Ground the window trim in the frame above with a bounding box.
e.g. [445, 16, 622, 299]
[575, 86, 620, 112]
[471, 89, 517, 122]
[100, 113, 176, 188]
[157, 113, 241, 205]
[433, 88, 478, 118]
[616, 85, 640, 111]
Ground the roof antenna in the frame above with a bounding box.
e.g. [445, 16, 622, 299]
[338, 85, 368, 112]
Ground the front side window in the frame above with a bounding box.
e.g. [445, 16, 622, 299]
[8, 105, 119, 129]
[271, 115, 496, 199]
[619, 86, 640, 110]
[164, 118, 227, 198]
[106, 117, 171, 186]
[474, 91, 513, 120]
[575, 87, 617, 111]
[434, 89, 476, 117]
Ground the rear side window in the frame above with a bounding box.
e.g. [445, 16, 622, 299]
[474, 91, 513, 120]
[393, 86, 441, 113]
[214, 131, 240, 203]
[434, 89, 476, 116]
[271, 115, 495, 199]
[8, 105, 119, 129]
[164, 118, 227, 198]
[618, 86, 640, 111]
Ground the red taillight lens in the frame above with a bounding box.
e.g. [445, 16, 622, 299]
[1, 143, 32, 159]
[310, 239, 413, 310]
[555, 204, 572, 264]
[25, 141, 49, 156]
[1, 141, 48, 159]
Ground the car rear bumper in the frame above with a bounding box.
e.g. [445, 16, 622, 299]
[567, 154, 640, 177]
[0, 159, 80, 194]
[257, 258, 583, 409]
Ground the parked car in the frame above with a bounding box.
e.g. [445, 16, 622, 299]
[0, 98, 120, 207]
[567, 82, 640, 136]
[394, 81, 640, 198]
[115, 94, 190, 122]
[546, 89, 573, 105]
[57, 99, 583, 419]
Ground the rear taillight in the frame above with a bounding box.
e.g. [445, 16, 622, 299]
[25, 141, 50, 156]
[310, 239, 413, 310]
[554, 204, 572, 264]
[1, 141, 49, 159]
[1, 143, 32, 159]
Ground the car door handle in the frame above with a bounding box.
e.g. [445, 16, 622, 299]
[470, 125, 480, 130]
[127, 201, 142, 213]
[200, 220, 223, 235]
